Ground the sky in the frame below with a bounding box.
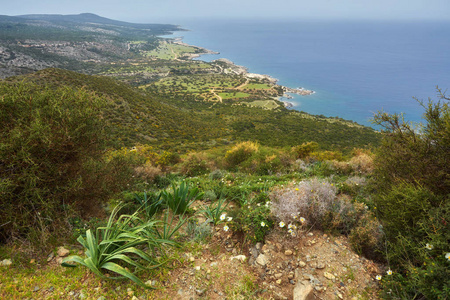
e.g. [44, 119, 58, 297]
[2, 0, 450, 23]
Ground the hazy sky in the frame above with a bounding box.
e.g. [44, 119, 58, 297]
[2, 0, 450, 23]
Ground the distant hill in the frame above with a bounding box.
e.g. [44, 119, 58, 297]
[15, 13, 181, 31]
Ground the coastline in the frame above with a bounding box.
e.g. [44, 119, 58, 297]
[171, 37, 315, 106]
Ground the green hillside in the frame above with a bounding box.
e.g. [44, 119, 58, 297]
[6, 68, 380, 153]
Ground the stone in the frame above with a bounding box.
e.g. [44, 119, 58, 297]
[33, 286, 40, 292]
[196, 289, 206, 296]
[288, 272, 295, 280]
[1, 259, 12, 266]
[310, 261, 325, 269]
[250, 247, 259, 258]
[230, 255, 246, 262]
[284, 250, 293, 256]
[47, 253, 54, 262]
[255, 242, 262, 250]
[299, 261, 306, 267]
[57, 247, 70, 257]
[293, 280, 315, 300]
[275, 273, 283, 279]
[97, 297, 106, 300]
[256, 254, 268, 267]
[276, 279, 282, 285]
[324, 272, 336, 281]
[189, 257, 195, 262]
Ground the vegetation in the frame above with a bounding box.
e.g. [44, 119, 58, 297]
[371, 91, 450, 299]
[1, 13, 447, 299]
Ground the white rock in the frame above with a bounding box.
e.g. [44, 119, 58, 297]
[256, 254, 268, 266]
[0, 259, 12, 266]
[57, 247, 70, 257]
[293, 280, 315, 300]
[324, 272, 336, 281]
[230, 255, 247, 262]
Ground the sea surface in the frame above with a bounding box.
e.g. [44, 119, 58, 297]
[164, 18, 450, 127]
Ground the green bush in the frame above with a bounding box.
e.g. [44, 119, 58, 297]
[233, 203, 273, 243]
[224, 141, 259, 169]
[372, 90, 450, 299]
[0, 81, 126, 244]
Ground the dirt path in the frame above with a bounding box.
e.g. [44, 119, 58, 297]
[210, 88, 223, 102]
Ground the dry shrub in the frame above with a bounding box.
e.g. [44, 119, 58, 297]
[349, 213, 383, 260]
[349, 152, 374, 174]
[134, 162, 162, 181]
[180, 152, 212, 176]
[271, 178, 340, 228]
[345, 176, 367, 187]
[329, 150, 374, 175]
[270, 178, 372, 233]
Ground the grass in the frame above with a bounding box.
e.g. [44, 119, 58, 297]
[218, 92, 250, 100]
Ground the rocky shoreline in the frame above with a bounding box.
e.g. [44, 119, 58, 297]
[184, 48, 315, 107]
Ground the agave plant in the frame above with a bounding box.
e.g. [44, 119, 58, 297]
[134, 191, 163, 220]
[160, 181, 202, 215]
[62, 205, 168, 288]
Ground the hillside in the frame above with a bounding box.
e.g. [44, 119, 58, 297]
[5, 68, 380, 153]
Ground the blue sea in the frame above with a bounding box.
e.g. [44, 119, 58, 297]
[165, 19, 450, 127]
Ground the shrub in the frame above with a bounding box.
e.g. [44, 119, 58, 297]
[180, 152, 211, 176]
[134, 162, 162, 182]
[233, 202, 274, 243]
[372, 90, 450, 298]
[348, 212, 383, 260]
[0, 82, 125, 244]
[270, 178, 368, 232]
[291, 142, 319, 159]
[224, 141, 259, 168]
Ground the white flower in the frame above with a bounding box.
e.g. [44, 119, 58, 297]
[445, 253, 450, 261]
[220, 213, 226, 221]
[299, 217, 306, 223]
[425, 243, 433, 250]
[227, 217, 233, 222]
[279, 221, 285, 228]
[387, 269, 392, 275]
[288, 224, 294, 229]
[261, 221, 266, 227]
[223, 225, 229, 232]
[376, 275, 382, 280]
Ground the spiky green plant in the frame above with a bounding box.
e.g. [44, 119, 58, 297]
[201, 196, 229, 225]
[161, 181, 202, 215]
[134, 192, 163, 219]
[62, 205, 168, 288]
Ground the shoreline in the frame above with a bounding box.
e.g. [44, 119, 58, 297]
[172, 37, 315, 106]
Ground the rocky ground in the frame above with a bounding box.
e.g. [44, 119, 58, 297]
[148, 227, 382, 300]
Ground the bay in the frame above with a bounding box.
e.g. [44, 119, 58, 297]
[165, 18, 450, 126]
